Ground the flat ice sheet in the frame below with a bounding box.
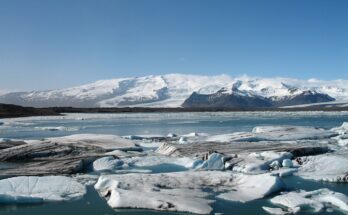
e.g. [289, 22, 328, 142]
[94, 171, 284, 214]
[0, 176, 86, 203]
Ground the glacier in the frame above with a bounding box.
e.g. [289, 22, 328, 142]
[0, 74, 348, 107]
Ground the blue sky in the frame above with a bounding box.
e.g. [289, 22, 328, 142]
[0, 0, 347, 91]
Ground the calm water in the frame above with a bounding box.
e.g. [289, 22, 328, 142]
[1, 112, 348, 215]
[1, 112, 348, 139]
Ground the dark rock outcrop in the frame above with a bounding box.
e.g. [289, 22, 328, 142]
[182, 90, 335, 108]
[270, 90, 335, 107]
[182, 91, 273, 108]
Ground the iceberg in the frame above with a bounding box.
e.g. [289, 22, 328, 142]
[281, 159, 293, 168]
[252, 125, 337, 141]
[270, 168, 298, 178]
[232, 151, 293, 174]
[94, 171, 284, 214]
[296, 154, 348, 182]
[0, 176, 86, 203]
[206, 125, 336, 143]
[262, 206, 290, 215]
[92, 156, 124, 172]
[42, 134, 140, 151]
[178, 136, 188, 144]
[123, 155, 202, 170]
[197, 153, 225, 170]
[217, 173, 285, 202]
[331, 122, 348, 146]
[268, 188, 348, 214]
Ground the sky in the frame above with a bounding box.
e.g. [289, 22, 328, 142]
[0, 0, 347, 91]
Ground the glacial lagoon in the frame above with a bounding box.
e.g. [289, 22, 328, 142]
[1, 112, 348, 215]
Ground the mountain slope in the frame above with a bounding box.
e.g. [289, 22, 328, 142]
[0, 74, 347, 108]
[182, 87, 273, 108]
[183, 89, 335, 108]
[0, 74, 232, 108]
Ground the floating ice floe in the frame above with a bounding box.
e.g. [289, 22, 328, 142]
[232, 151, 293, 174]
[73, 174, 101, 186]
[167, 133, 177, 138]
[34, 126, 79, 131]
[265, 188, 348, 214]
[94, 171, 284, 214]
[205, 132, 255, 142]
[281, 159, 293, 168]
[296, 154, 348, 182]
[0, 176, 86, 203]
[123, 155, 202, 170]
[331, 122, 348, 146]
[182, 132, 209, 137]
[178, 136, 188, 144]
[0, 138, 23, 143]
[176, 132, 209, 144]
[331, 122, 348, 135]
[251, 126, 337, 141]
[39, 134, 141, 151]
[262, 206, 290, 215]
[137, 141, 164, 149]
[270, 168, 298, 178]
[196, 153, 225, 170]
[217, 173, 285, 203]
[92, 156, 124, 172]
[206, 125, 337, 143]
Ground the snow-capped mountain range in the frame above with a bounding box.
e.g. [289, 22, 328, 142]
[0, 74, 348, 108]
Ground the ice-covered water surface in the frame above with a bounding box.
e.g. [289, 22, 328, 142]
[1, 112, 348, 140]
[1, 112, 348, 215]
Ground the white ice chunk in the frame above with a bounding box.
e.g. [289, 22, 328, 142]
[206, 125, 335, 143]
[205, 132, 255, 142]
[41, 134, 139, 151]
[178, 137, 188, 144]
[232, 151, 292, 174]
[197, 153, 225, 170]
[271, 168, 298, 178]
[270, 188, 348, 213]
[252, 125, 336, 141]
[124, 155, 201, 169]
[296, 154, 348, 182]
[331, 122, 348, 146]
[331, 122, 348, 135]
[262, 206, 289, 215]
[218, 173, 285, 202]
[92, 156, 124, 171]
[73, 174, 100, 186]
[34, 126, 79, 131]
[182, 132, 208, 137]
[94, 171, 284, 214]
[270, 160, 281, 169]
[167, 133, 177, 138]
[282, 159, 293, 168]
[0, 176, 86, 203]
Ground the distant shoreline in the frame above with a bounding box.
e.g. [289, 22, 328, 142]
[1, 103, 348, 119]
